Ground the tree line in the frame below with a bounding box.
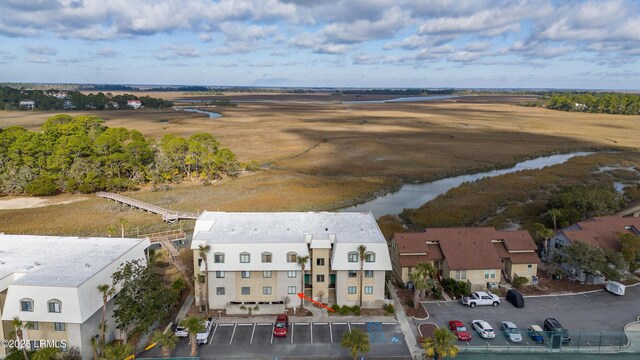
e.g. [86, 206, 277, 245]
[543, 92, 640, 115]
[332, 88, 455, 96]
[0, 114, 246, 196]
[0, 87, 173, 110]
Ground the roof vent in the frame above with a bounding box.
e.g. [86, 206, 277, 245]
[287, 228, 290, 232]
[85, 263, 92, 269]
[0, 261, 5, 265]
[34, 262, 41, 267]
[325, 228, 328, 232]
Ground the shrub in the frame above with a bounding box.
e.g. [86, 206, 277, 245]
[351, 305, 361, 316]
[406, 298, 414, 308]
[432, 287, 443, 300]
[24, 174, 58, 196]
[383, 304, 395, 315]
[513, 275, 529, 287]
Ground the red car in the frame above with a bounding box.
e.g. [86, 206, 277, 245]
[449, 320, 472, 341]
[273, 314, 289, 337]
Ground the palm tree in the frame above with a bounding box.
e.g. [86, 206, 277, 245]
[103, 342, 133, 360]
[90, 336, 99, 360]
[341, 328, 370, 360]
[415, 263, 437, 298]
[12, 317, 33, 360]
[118, 218, 128, 238]
[97, 284, 114, 356]
[357, 245, 367, 307]
[423, 327, 459, 360]
[409, 270, 427, 309]
[198, 244, 211, 313]
[152, 330, 178, 358]
[182, 316, 205, 357]
[548, 208, 562, 230]
[32, 346, 60, 360]
[296, 255, 309, 310]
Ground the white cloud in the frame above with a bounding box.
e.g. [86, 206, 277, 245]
[155, 44, 200, 60]
[26, 55, 49, 63]
[25, 45, 57, 55]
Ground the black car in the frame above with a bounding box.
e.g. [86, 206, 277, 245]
[506, 289, 524, 308]
[543, 318, 571, 343]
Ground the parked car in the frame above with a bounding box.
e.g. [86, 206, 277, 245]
[606, 281, 625, 296]
[501, 321, 522, 343]
[448, 320, 472, 341]
[506, 289, 525, 308]
[543, 318, 571, 343]
[471, 320, 495, 339]
[460, 292, 500, 308]
[196, 317, 214, 345]
[273, 314, 289, 337]
[174, 325, 188, 338]
[528, 324, 545, 343]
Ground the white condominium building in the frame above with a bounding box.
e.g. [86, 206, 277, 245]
[191, 212, 392, 311]
[0, 235, 149, 359]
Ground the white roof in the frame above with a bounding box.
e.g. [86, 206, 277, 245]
[0, 235, 149, 323]
[192, 212, 391, 271]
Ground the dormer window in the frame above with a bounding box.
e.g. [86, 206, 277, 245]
[214, 253, 225, 263]
[365, 252, 376, 262]
[240, 252, 250, 263]
[348, 252, 358, 262]
[261, 252, 272, 263]
[48, 299, 62, 313]
[287, 252, 297, 263]
[20, 299, 34, 312]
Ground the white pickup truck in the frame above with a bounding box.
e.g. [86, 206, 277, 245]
[460, 291, 500, 307]
[196, 317, 214, 345]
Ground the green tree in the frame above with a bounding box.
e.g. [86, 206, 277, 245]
[548, 184, 624, 225]
[547, 208, 562, 230]
[357, 245, 367, 307]
[423, 327, 459, 360]
[198, 244, 211, 313]
[563, 241, 606, 276]
[341, 328, 370, 360]
[102, 343, 133, 360]
[409, 269, 427, 309]
[151, 330, 178, 358]
[181, 316, 205, 357]
[297, 255, 310, 310]
[11, 317, 33, 360]
[111, 259, 178, 336]
[97, 284, 115, 356]
[619, 233, 640, 272]
[31, 347, 60, 360]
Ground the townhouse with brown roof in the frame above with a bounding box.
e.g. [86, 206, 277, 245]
[390, 227, 540, 292]
[548, 216, 640, 282]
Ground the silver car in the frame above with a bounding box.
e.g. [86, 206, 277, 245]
[501, 321, 523, 343]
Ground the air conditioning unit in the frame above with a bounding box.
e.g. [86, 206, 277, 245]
[531, 276, 538, 286]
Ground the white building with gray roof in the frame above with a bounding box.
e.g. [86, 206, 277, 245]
[191, 212, 392, 311]
[0, 235, 149, 359]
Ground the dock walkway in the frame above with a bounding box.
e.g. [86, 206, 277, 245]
[96, 192, 199, 223]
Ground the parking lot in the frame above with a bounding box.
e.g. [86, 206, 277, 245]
[142, 320, 412, 360]
[421, 284, 640, 349]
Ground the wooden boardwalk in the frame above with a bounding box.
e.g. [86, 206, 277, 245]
[138, 229, 186, 259]
[96, 192, 199, 223]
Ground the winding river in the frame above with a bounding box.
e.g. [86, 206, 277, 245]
[341, 152, 594, 217]
[175, 107, 221, 118]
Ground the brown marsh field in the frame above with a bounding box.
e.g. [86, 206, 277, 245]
[1, 94, 639, 235]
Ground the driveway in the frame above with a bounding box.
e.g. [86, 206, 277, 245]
[420, 284, 640, 349]
[140, 320, 412, 360]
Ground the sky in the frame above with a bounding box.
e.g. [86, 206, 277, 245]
[0, 0, 639, 89]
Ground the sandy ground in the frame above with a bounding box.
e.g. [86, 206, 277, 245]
[0, 196, 87, 210]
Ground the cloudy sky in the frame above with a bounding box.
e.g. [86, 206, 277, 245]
[1, 0, 639, 89]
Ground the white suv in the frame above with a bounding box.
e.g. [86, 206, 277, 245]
[460, 291, 500, 308]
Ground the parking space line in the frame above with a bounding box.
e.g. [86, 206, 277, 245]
[270, 324, 274, 344]
[582, 293, 589, 297]
[209, 323, 219, 345]
[310, 322, 313, 343]
[348, 322, 352, 333]
[382, 322, 396, 325]
[330, 322, 333, 343]
[229, 323, 238, 345]
[291, 322, 294, 344]
[250, 323, 256, 344]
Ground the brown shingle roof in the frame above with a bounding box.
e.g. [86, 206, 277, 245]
[559, 216, 640, 252]
[394, 227, 538, 271]
[398, 244, 444, 267]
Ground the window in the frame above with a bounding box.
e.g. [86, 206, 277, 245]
[263, 286, 272, 295]
[316, 275, 325, 282]
[364, 286, 373, 294]
[348, 270, 357, 278]
[216, 287, 225, 295]
[214, 253, 225, 263]
[20, 299, 34, 312]
[241, 287, 250, 295]
[484, 270, 496, 279]
[287, 252, 297, 263]
[365, 252, 376, 262]
[527, 264, 533, 273]
[454, 270, 467, 280]
[555, 239, 564, 249]
[365, 270, 374, 278]
[54, 322, 65, 331]
[348, 286, 357, 294]
[30, 322, 39, 330]
[288, 270, 297, 278]
[262, 252, 272, 263]
[288, 286, 297, 295]
[348, 252, 358, 262]
[263, 271, 272, 278]
[240, 252, 250, 263]
[48, 299, 61, 313]
[241, 271, 250, 278]
[216, 271, 225, 278]
[316, 258, 325, 266]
